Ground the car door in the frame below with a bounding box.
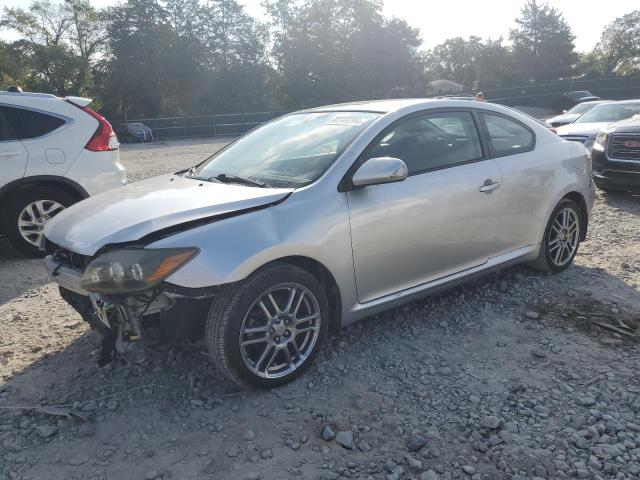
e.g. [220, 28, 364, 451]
[0, 106, 29, 186]
[477, 111, 542, 255]
[346, 109, 504, 303]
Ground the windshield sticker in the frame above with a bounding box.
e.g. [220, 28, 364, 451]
[325, 113, 376, 126]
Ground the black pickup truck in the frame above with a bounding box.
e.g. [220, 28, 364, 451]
[591, 116, 640, 193]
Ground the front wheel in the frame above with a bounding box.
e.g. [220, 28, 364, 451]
[206, 263, 329, 388]
[530, 198, 581, 272]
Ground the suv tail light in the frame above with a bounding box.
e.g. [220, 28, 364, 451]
[77, 105, 119, 151]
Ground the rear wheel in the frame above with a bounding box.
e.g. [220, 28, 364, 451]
[2, 187, 76, 257]
[206, 263, 328, 388]
[530, 198, 581, 272]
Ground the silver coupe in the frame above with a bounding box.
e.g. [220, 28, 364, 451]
[44, 99, 595, 388]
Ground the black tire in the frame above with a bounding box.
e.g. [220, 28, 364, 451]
[206, 263, 329, 389]
[530, 198, 581, 273]
[1, 186, 76, 257]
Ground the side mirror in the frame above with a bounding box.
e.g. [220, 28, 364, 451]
[351, 157, 408, 188]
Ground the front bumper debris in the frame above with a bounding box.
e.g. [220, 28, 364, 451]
[46, 255, 165, 365]
[45, 253, 214, 366]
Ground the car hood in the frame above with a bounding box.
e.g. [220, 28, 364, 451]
[556, 122, 611, 137]
[45, 174, 293, 256]
[608, 116, 640, 133]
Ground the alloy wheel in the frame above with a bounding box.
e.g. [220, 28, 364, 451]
[17, 200, 65, 247]
[548, 207, 579, 267]
[239, 283, 322, 379]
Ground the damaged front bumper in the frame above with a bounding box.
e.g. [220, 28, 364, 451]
[45, 254, 215, 366]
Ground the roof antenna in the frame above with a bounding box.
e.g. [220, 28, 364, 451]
[7, 86, 23, 93]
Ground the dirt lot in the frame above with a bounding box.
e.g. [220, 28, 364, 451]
[1, 139, 640, 480]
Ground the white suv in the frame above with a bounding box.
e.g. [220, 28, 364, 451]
[0, 90, 126, 256]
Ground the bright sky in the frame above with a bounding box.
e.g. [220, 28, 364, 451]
[0, 0, 637, 52]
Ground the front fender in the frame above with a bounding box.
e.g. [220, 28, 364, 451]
[147, 190, 357, 305]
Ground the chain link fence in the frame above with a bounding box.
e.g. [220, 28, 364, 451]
[484, 76, 640, 108]
[125, 110, 291, 141]
[124, 76, 640, 140]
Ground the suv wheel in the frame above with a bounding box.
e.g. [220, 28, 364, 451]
[531, 198, 581, 272]
[206, 263, 328, 388]
[2, 186, 76, 257]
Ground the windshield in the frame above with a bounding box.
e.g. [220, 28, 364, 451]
[567, 102, 597, 114]
[575, 103, 640, 124]
[192, 111, 380, 188]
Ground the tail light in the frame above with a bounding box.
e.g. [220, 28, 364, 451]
[79, 105, 119, 151]
[549, 127, 558, 135]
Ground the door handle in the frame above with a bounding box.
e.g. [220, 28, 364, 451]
[479, 179, 501, 193]
[0, 151, 25, 157]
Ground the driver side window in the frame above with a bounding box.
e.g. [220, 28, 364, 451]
[364, 111, 483, 174]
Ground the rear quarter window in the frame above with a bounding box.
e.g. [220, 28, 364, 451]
[0, 106, 66, 140]
[480, 112, 535, 157]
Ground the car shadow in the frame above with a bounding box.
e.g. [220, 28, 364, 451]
[0, 238, 50, 306]
[597, 189, 640, 216]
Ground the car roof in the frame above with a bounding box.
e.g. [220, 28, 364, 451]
[590, 99, 640, 108]
[0, 91, 57, 100]
[302, 98, 503, 114]
[581, 100, 611, 105]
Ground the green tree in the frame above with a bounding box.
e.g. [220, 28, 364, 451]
[425, 36, 482, 88]
[596, 10, 640, 75]
[0, 0, 104, 95]
[0, 39, 28, 89]
[265, 0, 424, 108]
[509, 0, 577, 83]
[100, 0, 178, 118]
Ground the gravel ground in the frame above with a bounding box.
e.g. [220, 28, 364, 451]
[1, 138, 640, 480]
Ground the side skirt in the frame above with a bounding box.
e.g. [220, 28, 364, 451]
[342, 244, 540, 326]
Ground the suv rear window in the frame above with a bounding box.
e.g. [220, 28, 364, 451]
[0, 106, 66, 140]
[0, 109, 18, 141]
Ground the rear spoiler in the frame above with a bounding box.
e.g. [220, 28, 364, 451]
[65, 96, 92, 107]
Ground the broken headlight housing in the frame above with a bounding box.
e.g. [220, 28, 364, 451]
[80, 248, 199, 293]
[593, 131, 608, 152]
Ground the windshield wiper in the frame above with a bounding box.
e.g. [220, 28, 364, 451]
[210, 173, 272, 188]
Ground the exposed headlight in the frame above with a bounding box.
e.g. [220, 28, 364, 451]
[593, 131, 608, 152]
[583, 137, 596, 150]
[81, 248, 199, 293]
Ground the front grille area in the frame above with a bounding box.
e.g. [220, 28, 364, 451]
[45, 240, 92, 270]
[607, 134, 640, 161]
[560, 135, 588, 144]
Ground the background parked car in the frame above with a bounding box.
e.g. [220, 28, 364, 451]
[556, 100, 640, 150]
[551, 90, 600, 113]
[0, 89, 126, 256]
[547, 100, 611, 127]
[591, 115, 640, 193]
[116, 122, 154, 143]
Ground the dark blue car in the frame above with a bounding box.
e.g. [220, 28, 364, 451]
[116, 122, 154, 143]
